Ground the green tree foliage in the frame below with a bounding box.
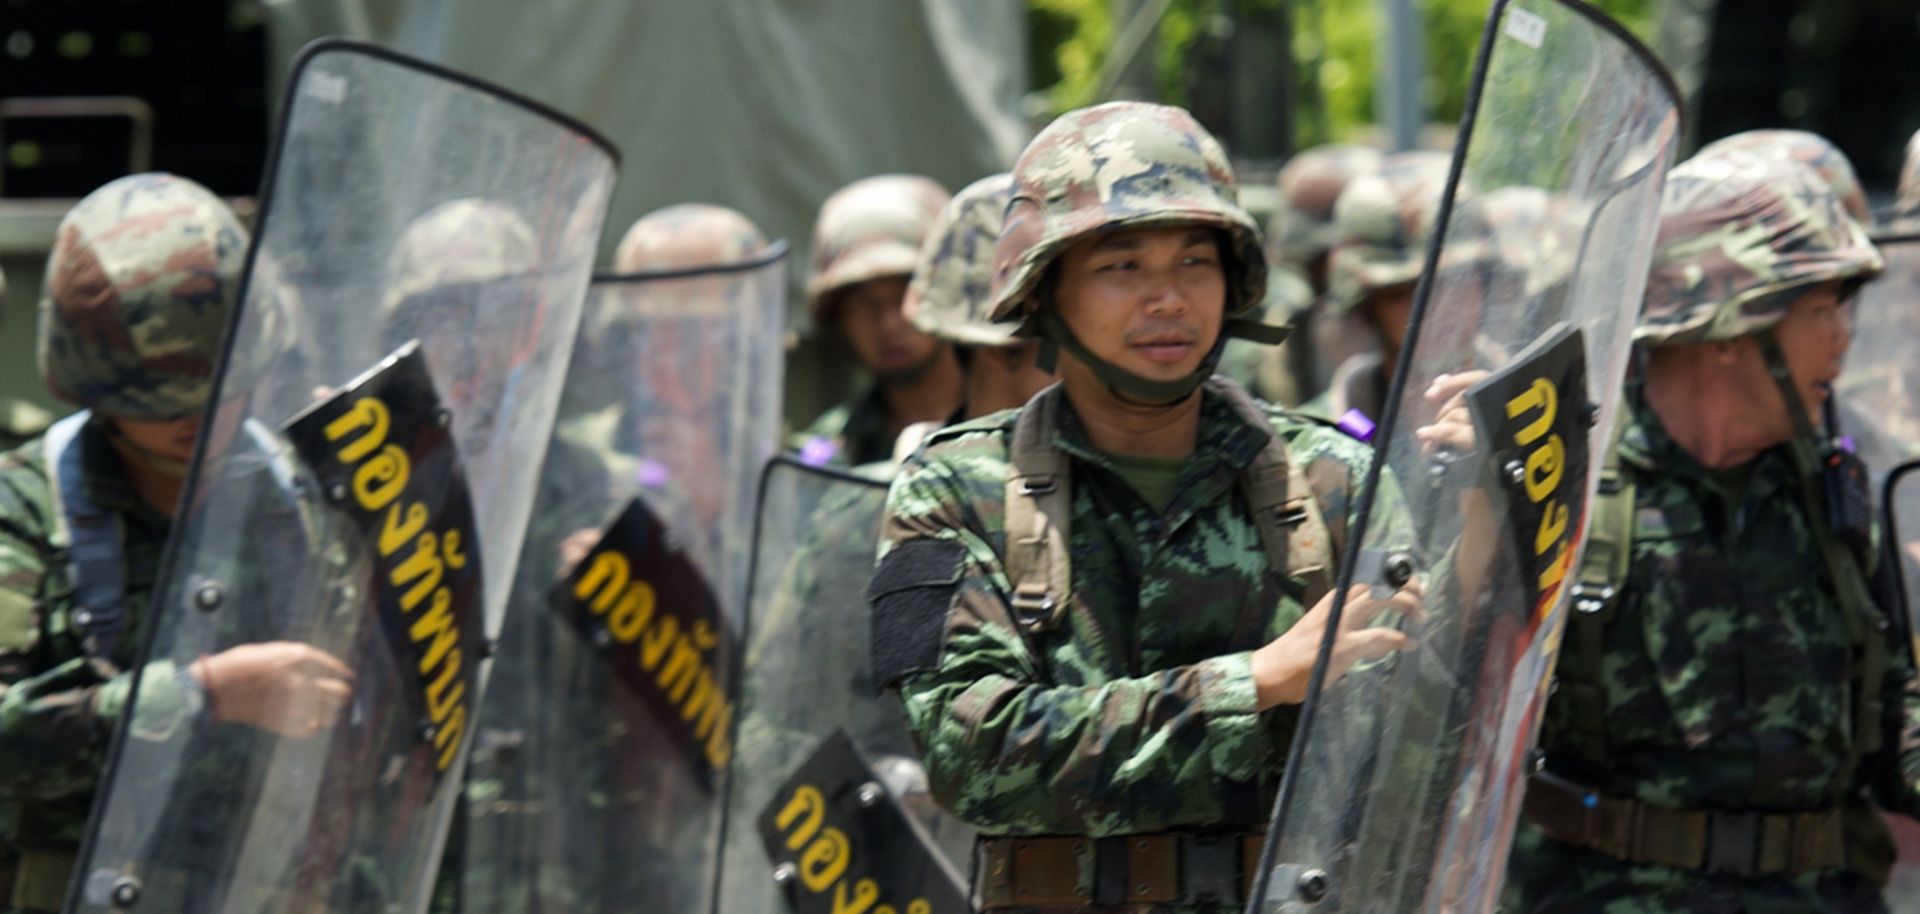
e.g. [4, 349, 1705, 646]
[1030, 0, 1653, 148]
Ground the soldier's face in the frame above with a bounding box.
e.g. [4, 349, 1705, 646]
[1763, 280, 1854, 423]
[835, 275, 940, 380]
[1052, 226, 1227, 382]
[109, 414, 201, 463]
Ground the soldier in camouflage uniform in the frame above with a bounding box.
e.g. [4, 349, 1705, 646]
[0, 173, 354, 914]
[888, 171, 1057, 460]
[869, 101, 1423, 912]
[1265, 144, 1383, 403]
[794, 175, 964, 467]
[1504, 152, 1920, 913]
[0, 269, 55, 453]
[1300, 150, 1451, 430]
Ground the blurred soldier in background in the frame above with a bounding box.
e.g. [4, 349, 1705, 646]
[794, 175, 962, 467]
[1267, 143, 1382, 402]
[1301, 150, 1451, 430]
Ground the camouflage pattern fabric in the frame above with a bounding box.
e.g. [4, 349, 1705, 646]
[0, 418, 197, 913]
[1697, 129, 1872, 226]
[612, 203, 765, 274]
[0, 404, 54, 455]
[985, 101, 1269, 329]
[1268, 144, 1384, 274]
[1323, 150, 1452, 317]
[1637, 152, 1883, 347]
[36, 173, 247, 422]
[879, 386, 1382, 844]
[791, 386, 893, 469]
[903, 172, 1017, 349]
[1504, 389, 1920, 914]
[807, 175, 950, 323]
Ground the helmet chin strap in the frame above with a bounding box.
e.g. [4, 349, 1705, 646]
[1035, 309, 1287, 407]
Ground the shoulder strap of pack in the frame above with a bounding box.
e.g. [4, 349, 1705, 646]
[1208, 379, 1336, 604]
[44, 409, 131, 662]
[1003, 385, 1073, 634]
[1556, 415, 1633, 762]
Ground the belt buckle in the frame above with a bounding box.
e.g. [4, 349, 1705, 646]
[1706, 811, 1761, 877]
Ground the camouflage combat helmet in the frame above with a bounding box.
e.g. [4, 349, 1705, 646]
[38, 172, 249, 421]
[1894, 127, 1920, 226]
[1637, 152, 1882, 347]
[1324, 150, 1452, 317]
[614, 203, 766, 274]
[902, 172, 1018, 348]
[1697, 129, 1871, 225]
[1269, 144, 1383, 273]
[986, 101, 1268, 327]
[806, 175, 950, 322]
[385, 198, 539, 314]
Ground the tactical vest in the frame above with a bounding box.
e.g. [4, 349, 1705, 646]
[1554, 422, 1891, 771]
[1000, 379, 1340, 635]
[43, 411, 134, 663]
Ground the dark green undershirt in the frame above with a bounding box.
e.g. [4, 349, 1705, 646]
[1100, 450, 1188, 514]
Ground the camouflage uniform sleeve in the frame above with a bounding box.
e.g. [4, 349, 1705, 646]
[0, 516, 125, 801]
[1877, 631, 1920, 817]
[881, 449, 1269, 837]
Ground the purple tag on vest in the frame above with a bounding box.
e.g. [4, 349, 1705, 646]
[1336, 408, 1377, 443]
[798, 436, 839, 467]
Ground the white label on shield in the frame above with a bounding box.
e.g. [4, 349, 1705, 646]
[1505, 8, 1548, 49]
[303, 72, 348, 105]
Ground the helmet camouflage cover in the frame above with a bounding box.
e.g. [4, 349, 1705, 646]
[1637, 151, 1882, 347]
[1324, 150, 1452, 317]
[38, 172, 249, 421]
[903, 172, 1018, 348]
[385, 197, 539, 313]
[806, 174, 950, 322]
[1697, 129, 1871, 226]
[613, 203, 766, 274]
[1269, 143, 1383, 271]
[986, 101, 1267, 329]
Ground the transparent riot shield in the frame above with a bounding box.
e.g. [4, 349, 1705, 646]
[454, 248, 788, 914]
[1884, 462, 1920, 908]
[1835, 233, 1920, 490]
[1254, 3, 1681, 912]
[713, 457, 972, 914]
[68, 42, 617, 914]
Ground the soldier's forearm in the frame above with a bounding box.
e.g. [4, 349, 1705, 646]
[902, 652, 1270, 835]
[0, 656, 115, 800]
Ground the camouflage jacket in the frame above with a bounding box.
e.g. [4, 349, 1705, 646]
[1507, 387, 1920, 912]
[1533, 388, 1920, 813]
[875, 384, 1373, 838]
[0, 416, 187, 855]
[794, 385, 893, 469]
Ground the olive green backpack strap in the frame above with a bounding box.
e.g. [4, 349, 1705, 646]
[1003, 385, 1073, 633]
[1556, 417, 1633, 761]
[1209, 379, 1336, 605]
[1757, 334, 1888, 763]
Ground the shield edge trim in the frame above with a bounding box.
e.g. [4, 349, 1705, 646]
[591, 239, 794, 285]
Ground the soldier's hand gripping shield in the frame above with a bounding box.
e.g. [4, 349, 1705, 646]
[713, 457, 972, 914]
[68, 42, 617, 914]
[1835, 230, 1920, 489]
[1251, 3, 1681, 912]
[455, 245, 789, 914]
